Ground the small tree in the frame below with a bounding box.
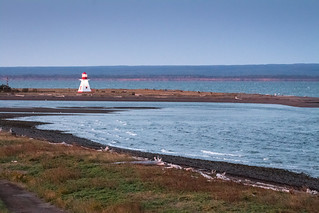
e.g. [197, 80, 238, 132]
[0, 84, 12, 92]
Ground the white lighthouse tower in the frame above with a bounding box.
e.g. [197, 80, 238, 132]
[78, 72, 91, 93]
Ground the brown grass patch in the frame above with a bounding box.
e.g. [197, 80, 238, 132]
[103, 202, 143, 213]
[41, 167, 81, 184]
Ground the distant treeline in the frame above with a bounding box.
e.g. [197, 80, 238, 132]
[1, 64, 319, 79]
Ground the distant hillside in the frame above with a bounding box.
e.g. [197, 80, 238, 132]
[1, 64, 319, 79]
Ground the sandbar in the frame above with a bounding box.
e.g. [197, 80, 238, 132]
[1, 88, 319, 107]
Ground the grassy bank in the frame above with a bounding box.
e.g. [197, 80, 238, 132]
[0, 132, 318, 213]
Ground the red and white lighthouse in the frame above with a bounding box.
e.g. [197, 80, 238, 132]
[78, 72, 91, 93]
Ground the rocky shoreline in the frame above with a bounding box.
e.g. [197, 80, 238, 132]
[0, 107, 318, 191]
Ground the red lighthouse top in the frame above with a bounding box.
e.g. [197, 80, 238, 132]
[82, 72, 88, 79]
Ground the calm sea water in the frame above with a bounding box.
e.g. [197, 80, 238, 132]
[8, 79, 319, 97]
[4, 101, 319, 178]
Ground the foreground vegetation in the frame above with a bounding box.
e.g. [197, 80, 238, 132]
[0, 132, 318, 213]
[0, 199, 9, 213]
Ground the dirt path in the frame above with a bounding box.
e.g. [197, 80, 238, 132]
[0, 180, 65, 213]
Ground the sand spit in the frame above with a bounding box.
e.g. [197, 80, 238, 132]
[1, 88, 319, 107]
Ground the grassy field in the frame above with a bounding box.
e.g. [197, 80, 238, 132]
[0, 132, 318, 213]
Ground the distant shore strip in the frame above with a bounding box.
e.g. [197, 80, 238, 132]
[1, 88, 319, 107]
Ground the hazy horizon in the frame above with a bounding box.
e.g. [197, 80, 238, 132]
[1, 63, 319, 68]
[1, 64, 319, 79]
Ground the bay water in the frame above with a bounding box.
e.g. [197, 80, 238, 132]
[4, 100, 319, 178]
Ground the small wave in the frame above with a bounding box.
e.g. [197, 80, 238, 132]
[126, 131, 137, 136]
[116, 120, 127, 126]
[161, 149, 175, 154]
[201, 150, 240, 157]
[222, 158, 244, 162]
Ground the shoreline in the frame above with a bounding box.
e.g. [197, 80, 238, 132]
[1, 88, 319, 107]
[0, 107, 318, 191]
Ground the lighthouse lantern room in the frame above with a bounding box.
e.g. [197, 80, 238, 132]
[78, 72, 91, 93]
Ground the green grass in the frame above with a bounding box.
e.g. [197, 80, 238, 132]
[0, 132, 318, 213]
[0, 199, 9, 213]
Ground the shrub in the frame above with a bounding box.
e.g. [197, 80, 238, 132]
[0, 84, 11, 92]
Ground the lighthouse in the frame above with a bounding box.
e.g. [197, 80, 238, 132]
[78, 72, 91, 93]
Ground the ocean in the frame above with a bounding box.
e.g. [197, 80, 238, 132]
[4, 100, 319, 178]
[1, 64, 319, 97]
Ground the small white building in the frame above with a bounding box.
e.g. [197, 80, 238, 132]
[78, 72, 91, 93]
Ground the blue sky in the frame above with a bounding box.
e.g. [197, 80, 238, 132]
[0, 0, 318, 66]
